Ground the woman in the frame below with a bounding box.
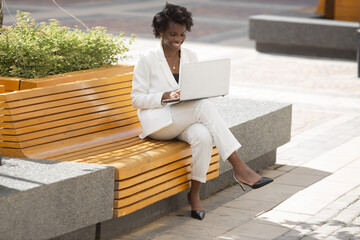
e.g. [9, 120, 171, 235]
[131, 3, 273, 220]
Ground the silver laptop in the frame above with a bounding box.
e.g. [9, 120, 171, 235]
[163, 58, 231, 103]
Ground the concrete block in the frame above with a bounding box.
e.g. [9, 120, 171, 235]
[212, 97, 292, 173]
[249, 14, 358, 59]
[0, 157, 114, 240]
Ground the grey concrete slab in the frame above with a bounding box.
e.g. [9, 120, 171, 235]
[249, 14, 359, 59]
[0, 157, 114, 240]
[213, 97, 292, 173]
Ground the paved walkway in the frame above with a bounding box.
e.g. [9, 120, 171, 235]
[4, 0, 360, 239]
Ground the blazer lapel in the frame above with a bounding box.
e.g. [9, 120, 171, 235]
[156, 44, 179, 89]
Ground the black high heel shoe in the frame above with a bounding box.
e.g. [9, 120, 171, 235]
[233, 173, 273, 191]
[187, 193, 205, 220]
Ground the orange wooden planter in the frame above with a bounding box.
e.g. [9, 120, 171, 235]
[316, 0, 360, 22]
[0, 64, 134, 93]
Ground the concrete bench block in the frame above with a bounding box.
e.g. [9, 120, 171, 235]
[0, 158, 115, 240]
[213, 97, 292, 173]
[249, 14, 358, 59]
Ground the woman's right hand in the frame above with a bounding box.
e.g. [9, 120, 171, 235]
[162, 89, 180, 101]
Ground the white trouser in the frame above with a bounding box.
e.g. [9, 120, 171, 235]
[149, 99, 241, 183]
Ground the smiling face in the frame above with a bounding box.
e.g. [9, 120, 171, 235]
[161, 21, 187, 52]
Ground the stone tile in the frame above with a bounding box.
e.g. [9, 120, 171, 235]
[275, 236, 301, 240]
[282, 228, 312, 238]
[258, 169, 287, 179]
[223, 198, 279, 212]
[189, 207, 258, 231]
[321, 167, 360, 185]
[214, 235, 263, 240]
[347, 158, 360, 169]
[152, 223, 225, 240]
[301, 153, 358, 173]
[276, 165, 297, 172]
[290, 166, 330, 177]
[219, 219, 290, 240]
[306, 222, 344, 239]
[327, 225, 360, 240]
[332, 208, 360, 225]
[257, 210, 312, 229]
[315, 207, 342, 220]
[240, 183, 304, 204]
[274, 172, 324, 187]
[273, 188, 341, 216]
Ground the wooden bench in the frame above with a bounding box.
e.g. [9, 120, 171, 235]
[0, 72, 220, 217]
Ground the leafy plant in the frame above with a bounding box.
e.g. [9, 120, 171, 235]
[0, 11, 136, 78]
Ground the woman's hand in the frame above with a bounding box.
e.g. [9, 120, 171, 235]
[162, 89, 180, 101]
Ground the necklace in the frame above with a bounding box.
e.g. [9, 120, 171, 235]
[165, 53, 179, 70]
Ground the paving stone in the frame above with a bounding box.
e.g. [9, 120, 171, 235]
[223, 198, 279, 212]
[289, 166, 330, 177]
[240, 183, 304, 204]
[274, 172, 324, 187]
[326, 225, 360, 240]
[219, 219, 290, 240]
[309, 221, 346, 239]
[332, 209, 360, 225]
[152, 222, 225, 240]
[188, 206, 258, 231]
[275, 236, 301, 240]
[257, 210, 312, 228]
[258, 169, 287, 179]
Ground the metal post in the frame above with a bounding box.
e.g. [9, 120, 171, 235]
[358, 29, 360, 78]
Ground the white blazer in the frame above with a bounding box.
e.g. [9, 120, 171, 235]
[131, 43, 198, 139]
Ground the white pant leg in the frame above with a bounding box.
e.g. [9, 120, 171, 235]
[178, 123, 213, 183]
[191, 99, 241, 161]
[148, 99, 241, 182]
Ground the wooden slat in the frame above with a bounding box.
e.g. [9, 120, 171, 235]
[1, 82, 132, 109]
[19, 123, 141, 159]
[0, 78, 21, 93]
[1, 97, 132, 122]
[316, 0, 326, 14]
[20, 65, 134, 90]
[115, 160, 220, 198]
[70, 139, 172, 164]
[1, 102, 136, 128]
[0, 107, 137, 135]
[114, 174, 191, 207]
[115, 156, 193, 190]
[49, 137, 144, 161]
[115, 148, 219, 189]
[113, 142, 193, 180]
[1, 90, 132, 116]
[0, 73, 132, 102]
[113, 170, 219, 217]
[0, 116, 139, 142]
[3, 121, 140, 149]
[114, 182, 190, 217]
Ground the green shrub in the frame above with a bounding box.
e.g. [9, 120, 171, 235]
[0, 11, 136, 78]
